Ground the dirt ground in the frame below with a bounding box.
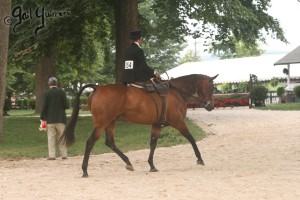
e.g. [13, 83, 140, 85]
[1, 107, 300, 200]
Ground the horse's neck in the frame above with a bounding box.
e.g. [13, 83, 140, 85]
[171, 79, 196, 96]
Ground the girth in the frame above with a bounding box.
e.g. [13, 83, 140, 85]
[129, 79, 169, 127]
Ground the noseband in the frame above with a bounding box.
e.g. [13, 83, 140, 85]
[204, 100, 211, 108]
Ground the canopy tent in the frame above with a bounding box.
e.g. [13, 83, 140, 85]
[274, 45, 300, 90]
[162, 54, 300, 84]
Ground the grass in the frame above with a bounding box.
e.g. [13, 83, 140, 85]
[4, 102, 298, 159]
[255, 102, 300, 110]
[1, 110, 205, 159]
[6, 109, 91, 116]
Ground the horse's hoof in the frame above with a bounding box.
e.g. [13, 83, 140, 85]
[126, 164, 134, 171]
[82, 173, 89, 178]
[150, 168, 159, 172]
[197, 159, 205, 166]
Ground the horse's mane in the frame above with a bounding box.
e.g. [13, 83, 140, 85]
[172, 74, 210, 82]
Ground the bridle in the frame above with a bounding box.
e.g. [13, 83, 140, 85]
[169, 79, 215, 110]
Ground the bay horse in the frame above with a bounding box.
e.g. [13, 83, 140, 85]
[60, 74, 218, 177]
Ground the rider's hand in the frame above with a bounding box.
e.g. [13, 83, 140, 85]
[154, 71, 160, 78]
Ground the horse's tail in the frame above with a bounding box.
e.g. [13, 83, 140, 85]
[60, 84, 97, 147]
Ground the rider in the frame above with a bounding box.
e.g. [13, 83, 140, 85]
[121, 30, 160, 85]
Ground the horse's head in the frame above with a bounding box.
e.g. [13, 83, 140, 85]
[195, 74, 218, 111]
[171, 74, 218, 111]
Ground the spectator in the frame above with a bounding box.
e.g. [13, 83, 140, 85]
[40, 77, 69, 160]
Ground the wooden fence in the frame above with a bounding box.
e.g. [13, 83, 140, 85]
[265, 91, 279, 104]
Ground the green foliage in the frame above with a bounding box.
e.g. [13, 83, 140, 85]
[23, 98, 29, 109]
[139, 0, 186, 71]
[3, 98, 12, 115]
[250, 85, 268, 105]
[151, 0, 287, 56]
[266, 81, 285, 91]
[17, 99, 23, 109]
[220, 83, 232, 92]
[237, 82, 248, 92]
[16, 98, 33, 109]
[178, 50, 201, 65]
[8, 0, 115, 95]
[80, 96, 88, 105]
[1, 115, 205, 159]
[270, 78, 279, 88]
[213, 39, 264, 59]
[294, 85, 300, 98]
[29, 99, 36, 109]
[277, 86, 285, 97]
[6, 55, 36, 95]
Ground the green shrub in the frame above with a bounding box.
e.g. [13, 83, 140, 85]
[277, 86, 285, 97]
[29, 99, 36, 109]
[80, 96, 88, 105]
[220, 83, 231, 92]
[3, 98, 11, 115]
[237, 82, 248, 92]
[270, 78, 279, 87]
[23, 98, 29, 109]
[68, 98, 73, 108]
[250, 85, 268, 106]
[294, 85, 300, 98]
[17, 99, 24, 109]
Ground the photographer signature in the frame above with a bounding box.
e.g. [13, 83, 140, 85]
[4, 5, 70, 35]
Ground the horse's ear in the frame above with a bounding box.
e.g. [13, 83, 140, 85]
[211, 74, 219, 80]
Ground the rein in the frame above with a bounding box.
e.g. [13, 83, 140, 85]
[168, 81, 190, 101]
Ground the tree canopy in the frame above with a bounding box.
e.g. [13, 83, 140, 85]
[8, 0, 115, 91]
[151, 0, 287, 54]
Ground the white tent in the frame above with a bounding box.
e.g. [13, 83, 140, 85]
[162, 54, 300, 84]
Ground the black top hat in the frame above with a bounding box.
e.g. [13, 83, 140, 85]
[129, 31, 142, 39]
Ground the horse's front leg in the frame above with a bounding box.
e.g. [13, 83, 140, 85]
[174, 121, 205, 166]
[148, 126, 161, 172]
[105, 122, 134, 171]
[82, 128, 102, 178]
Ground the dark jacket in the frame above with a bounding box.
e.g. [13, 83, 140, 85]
[121, 42, 155, 83]
[40, 87, 69, 124]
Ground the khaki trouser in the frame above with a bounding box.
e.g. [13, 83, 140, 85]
[47, 123, 67, 158]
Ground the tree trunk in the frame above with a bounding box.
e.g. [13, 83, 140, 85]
[35, 50, 56, 114]
[114, 0, 138, 82]
[0, 0, 12, 143]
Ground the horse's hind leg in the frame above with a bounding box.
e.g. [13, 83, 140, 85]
[148, 126, 161, 172]
[105, 122, 134, 171]
[82, 128, 102, 178]
[173, 121, 205, 166]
